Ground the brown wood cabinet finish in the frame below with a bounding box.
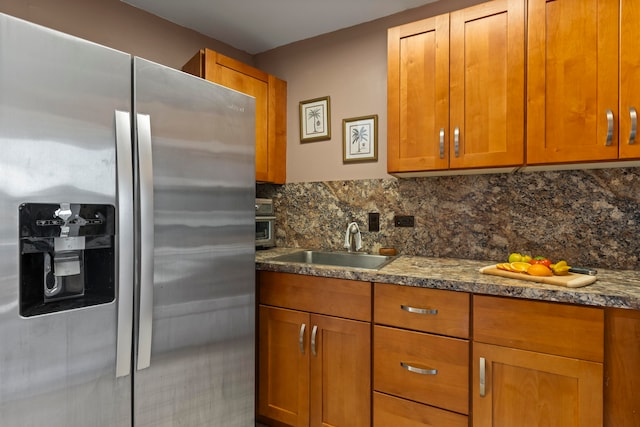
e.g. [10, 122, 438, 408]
[527, 0, 640, 164]
[473, 295, 604, 426]
[387, 0, 524, 175]
[604, 308, 640, 426]
[373, 284, 470, 425]
[182, 49, 286, 183]
[473, 295, 604, 362]
[257, 272, 371, 427]
[472, 342, 603, 426]
[620, 0, 640, 159]
[374, 325, 469, 414]
[373, 392, 468, 427]
[374, 283, 469, 338]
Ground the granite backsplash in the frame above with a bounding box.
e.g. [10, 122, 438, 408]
[257, 168, 640, 270]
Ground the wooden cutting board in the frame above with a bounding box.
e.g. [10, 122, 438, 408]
[479, 265, 597, 288]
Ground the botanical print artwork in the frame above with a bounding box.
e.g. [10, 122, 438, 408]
[306, 104, 326, 135]
[348, 122, 372, 156]
[343, 115, 377, 162]
[300, 96, 331, 142]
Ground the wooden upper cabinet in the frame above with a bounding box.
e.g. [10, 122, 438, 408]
[387, 0, 524, 175]
[387, 15, 449, 173]
[620, 0, 640, 159]
[182, 49, 287, 183]
[527, 0, 620, 164]
[449, 0, 525, 169]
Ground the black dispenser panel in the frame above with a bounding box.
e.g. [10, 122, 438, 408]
[19, 203, 116, 317]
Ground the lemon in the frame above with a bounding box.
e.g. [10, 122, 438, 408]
[508, 253, 523, 263]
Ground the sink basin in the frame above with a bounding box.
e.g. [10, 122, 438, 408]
[271, 250, 396, 270]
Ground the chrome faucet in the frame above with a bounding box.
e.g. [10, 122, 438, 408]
[344, 222, 362, 253]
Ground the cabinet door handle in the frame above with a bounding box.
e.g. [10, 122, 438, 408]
[629, 107, 637, 145]
[479, 357, 486, 397]
[439, 128, 445, 159]
[454, 127, 460, 157]
[299, 323, 306, 354]
[400, 362, 438, 375]
[311, 325, 318, 357]
[400, 304, 438, 315]
[606, 109, 614, 146]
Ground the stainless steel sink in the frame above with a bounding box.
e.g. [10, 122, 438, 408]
[271, 250, 396, 270]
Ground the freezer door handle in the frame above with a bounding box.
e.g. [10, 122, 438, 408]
[115, 110, 134, 378]
[136, 113, 154, 371]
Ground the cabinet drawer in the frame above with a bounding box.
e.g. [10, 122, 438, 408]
[374, 325, 469, 414]
[374, 392, 468, 427]
[473, 295, 604, 362]
[258, 271, 371, 321]
[374, 283, 469, 338]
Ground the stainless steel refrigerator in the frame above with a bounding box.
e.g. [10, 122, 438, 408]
[0, 13, 256, 426]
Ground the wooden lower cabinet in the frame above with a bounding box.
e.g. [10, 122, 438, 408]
[473, 295, 604, 426]
[257, 272, 371, 427]
[373, 284, 470, 426]
[604, 308, 640, 426]
[472, 342, 603, 426]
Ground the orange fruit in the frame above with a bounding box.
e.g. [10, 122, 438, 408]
[527, 264, 553, 276]
[510, 262, 531, 273]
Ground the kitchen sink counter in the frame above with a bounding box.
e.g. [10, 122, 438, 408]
[256, 247, 640, 310]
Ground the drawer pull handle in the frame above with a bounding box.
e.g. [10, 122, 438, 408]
[479, 357, 486, 397]
[606, 109, 614, 146]
[299, 323, 306, 354]
[629, 107, 637, 145]
[311, 325, 318, 357]
[400, 304, 438, 315]
[401, 362, 437, 375]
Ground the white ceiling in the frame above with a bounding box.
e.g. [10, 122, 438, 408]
[122, 0, 437, 54]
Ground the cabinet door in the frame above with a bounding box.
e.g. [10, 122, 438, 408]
[207, 56, 271, 180]
[473, 342, 603, 427]
[604, 308, 640, 426]
[387, 15, 450, 173]
[258, 306, 310, 427]
[449, 0, 524, 169]
[620, 0, 640, 159]
[527, 0, 619, 164]
[310, 315, 370, 427]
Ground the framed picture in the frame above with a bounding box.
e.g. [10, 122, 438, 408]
[299, 96, 331, 142]
[343, 115, 378, 163]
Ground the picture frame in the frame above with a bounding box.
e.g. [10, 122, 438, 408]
[343, 114, 378, 163]
[299, 96, 331, 142]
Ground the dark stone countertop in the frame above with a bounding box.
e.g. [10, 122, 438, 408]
[256, 247, 640, 310]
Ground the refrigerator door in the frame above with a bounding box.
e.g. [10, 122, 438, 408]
[132, 57, 256, 426]
[0, 14, 132, 426]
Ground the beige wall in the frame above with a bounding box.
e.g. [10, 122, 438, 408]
[1, 0, 488, 183]
[0, 0, 252, 69]
[255, 0, 486, 183]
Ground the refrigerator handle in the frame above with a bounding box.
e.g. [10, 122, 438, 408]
[115, 110, 134, 378]
[136, 113, 154, 371]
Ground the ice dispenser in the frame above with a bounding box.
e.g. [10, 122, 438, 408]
[19, 203, 116, 317]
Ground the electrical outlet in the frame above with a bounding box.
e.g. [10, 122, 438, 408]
[394, 215, 415, 227]
[368, 212, 380, 232]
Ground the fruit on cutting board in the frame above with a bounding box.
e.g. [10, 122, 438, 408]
[501, 253, 571, 276]
[527, 264, 553, 276]
[530, 256, 552, 267]
[550, 260, 570, 275]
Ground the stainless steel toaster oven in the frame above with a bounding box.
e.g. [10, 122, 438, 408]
[255, 198, 275, 248]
